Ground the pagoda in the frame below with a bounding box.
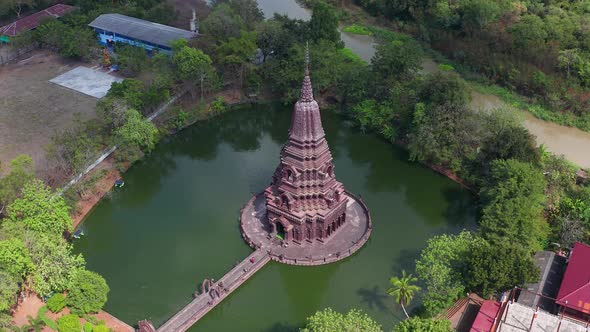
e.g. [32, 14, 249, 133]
[264, 47, 348, 244]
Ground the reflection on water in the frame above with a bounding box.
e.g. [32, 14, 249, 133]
[77, 104, 476, 332]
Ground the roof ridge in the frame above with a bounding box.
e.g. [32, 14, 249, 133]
[559, 280, 590, 303]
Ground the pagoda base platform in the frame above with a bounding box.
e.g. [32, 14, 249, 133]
[240, 191, 372, 266]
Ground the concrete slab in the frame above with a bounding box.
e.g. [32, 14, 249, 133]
[499, 302, 587, 332]
[49, 66, 122, 99]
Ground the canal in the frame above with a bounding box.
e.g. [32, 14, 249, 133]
[75, 104, 477, 331]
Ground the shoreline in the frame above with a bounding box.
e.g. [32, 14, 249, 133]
[70, 98, 478, 231]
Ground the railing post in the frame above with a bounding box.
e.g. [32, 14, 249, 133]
[528, 306, 538, 331]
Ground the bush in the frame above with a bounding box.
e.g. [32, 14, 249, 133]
[93, 324, 111, 332]
[343, 24, 373, 35]
[47, 293, 67, 313]
[38, 306, 58, 330]
[84, 322, 94, 332]
[67, 270, 109, 315]
[57, 314, 82, 332]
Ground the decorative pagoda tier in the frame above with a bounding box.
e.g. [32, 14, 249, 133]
[264, 49, 348, 244]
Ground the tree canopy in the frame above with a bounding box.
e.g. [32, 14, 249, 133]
[67, 269, 109, 314]
[301, 308, 383, 332]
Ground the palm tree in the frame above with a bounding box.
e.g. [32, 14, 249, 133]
[387, 270, 421, 319]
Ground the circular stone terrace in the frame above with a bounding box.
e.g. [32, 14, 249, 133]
[240, 192, 372, 266]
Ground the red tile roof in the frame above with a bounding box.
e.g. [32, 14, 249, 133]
[470, 300, 501, 332]
[557, 242, 590, 314]
[0, 4, 76, 37]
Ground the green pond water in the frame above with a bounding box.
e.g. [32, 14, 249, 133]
[75, 103, 477, 331]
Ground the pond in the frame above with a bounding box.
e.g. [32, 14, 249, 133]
[75, 103, 477, 331]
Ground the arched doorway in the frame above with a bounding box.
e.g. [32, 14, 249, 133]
[276, 222, 286, 240]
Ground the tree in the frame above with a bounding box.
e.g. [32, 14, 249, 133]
[394, 317, 453, 332]
[301, 308, 383, 332]
[57, 314, 81, 332]
[0, 154, 35, 215]
[25, 233, 85, 296]
[0, 271, 19, 312]
[0, 0, 35, 17]
[47, 293, 67, 313]
[108, 79, 146, 110]
[116, 44, 149, 77]
[6, 179, 72, 235]
[479, 159, 548, 251]
[309, 1, 341, 44]
[67, 270, 109, 314]
[173, 45, 215, 99]
[408, 103, 479, 171]
[226, 0, 263, 29]
[115, 109, 159, 153]
[476, 109, 540, 176]
[416, 231, 477, 316]
[201, 3, 244, 42]
[509, 15, 547, 53]
[418, 72, 470, 108]
[217, 31, 257, 89]
[0, 238, 33, 278]
[371, 39, 423, 93]
[464, 240, 538, 297]
[387, 271, 421, 319]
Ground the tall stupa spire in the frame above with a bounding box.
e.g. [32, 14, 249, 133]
[264, 45, 349, 245]
[301, 42, 314, 102]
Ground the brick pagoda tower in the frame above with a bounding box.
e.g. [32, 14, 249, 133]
[265, 47, 348, 244]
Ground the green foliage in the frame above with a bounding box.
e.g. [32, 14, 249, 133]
[84, 322, 93, 332]
[343, 24, 373, 36]
[38, 305, 58, 330]
[114, 109, 159, 153]
[372, 39, 423, 84]
[0, 238, 33, 278]
[210, 97, 228, 115]
[26, 233, 85, 296]
[479, 159, 548, 251]
[418, 73, 470, 108]
[0, 271, 19, 312]
[416, 231, 477, 316]
[350, 100, 397, 142]
[201, 3, 245, 42]
[57, 314, 81, 332]
[408, 103, 478, 171]
[464, 240, 538, 297]
[6, 179, 72, 235]
[301, 308, 383, 332]
[115, 44, 149, 77]
[387, 271, 420, 318]
[394, 317, 453, 332]
[0, 154, 35, 214]
[47, 293, 67, 313]
[173, 45, 215, 98]
[34, 19, 96, 59]
[92, 325, 110, 332]
[108, 79, 146, 111]
[67, 270, 109, 315]
[309, 1, 341, 44]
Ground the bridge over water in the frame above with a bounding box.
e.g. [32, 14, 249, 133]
[144, 249, 270, 332]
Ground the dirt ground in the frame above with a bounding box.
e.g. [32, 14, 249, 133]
[0, 50, 98, 175]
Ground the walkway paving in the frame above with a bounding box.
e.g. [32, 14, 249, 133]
[157, 249, 270, 332]
[240, 192, 372, 265]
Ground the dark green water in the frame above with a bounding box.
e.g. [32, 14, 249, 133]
[75, 103, 476, 331]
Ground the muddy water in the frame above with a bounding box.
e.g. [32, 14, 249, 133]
[469, 92, 590, 168]
[253, 0, 590, 168]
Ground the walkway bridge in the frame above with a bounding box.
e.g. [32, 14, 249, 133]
[141, 249, 270, 332]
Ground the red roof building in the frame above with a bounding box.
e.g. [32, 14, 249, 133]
[0, 4, 75, 40]
[469, 300, 501, 332]
[556, 242, 590, 318]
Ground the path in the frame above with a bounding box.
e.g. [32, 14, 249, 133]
[61, 89, 188, 194]
[156, 249, 270, 332]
